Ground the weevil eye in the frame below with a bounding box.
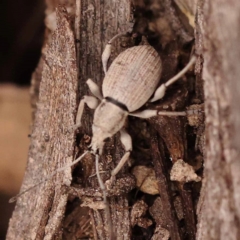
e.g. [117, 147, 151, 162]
[87, 146, 91, 151]
[103, 137, 110, 142]
[95, 149, 100, 155]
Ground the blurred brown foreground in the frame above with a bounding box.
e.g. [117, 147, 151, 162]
[0, 84, 31, 238]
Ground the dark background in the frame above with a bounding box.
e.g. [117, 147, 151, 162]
[0, 0, 44, 85]
[0, 0, 45, 238]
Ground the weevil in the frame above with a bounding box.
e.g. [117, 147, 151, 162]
[73, 35, 196, 239]
[76, 34, 196, 183]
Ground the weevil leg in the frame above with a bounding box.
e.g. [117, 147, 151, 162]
[75, 95, 99, 129]
[102, 33, 127, 74]
[86, 79, 103, 100]
[95, 154, 113, 238]
[110, 128, 132, 179]
[129, 109, 186, 119]
[150, 56, 196, 102]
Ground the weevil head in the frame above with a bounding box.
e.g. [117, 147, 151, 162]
[90, 100, 128, 155]
[90, 125, 111, 155]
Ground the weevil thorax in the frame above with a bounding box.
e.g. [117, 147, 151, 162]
[90, 99, 128, 154]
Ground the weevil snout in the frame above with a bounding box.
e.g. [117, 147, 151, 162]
[90, 100, 128, 155]
[90, 124, 111, 155]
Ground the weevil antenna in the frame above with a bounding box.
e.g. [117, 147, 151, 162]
[9, 151, 89, 203]
[150, 55, 197, 103]
[108, 33, 127, 44]
[165, 55, 196, 87]
[95, 154, 113, 239]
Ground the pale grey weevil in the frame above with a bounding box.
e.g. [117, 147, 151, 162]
[9, 34, 195, 239]
[76, 35, 196, 183]
[74, 38, 196, 238]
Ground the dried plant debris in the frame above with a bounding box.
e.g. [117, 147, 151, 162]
[81, 197, 106, 210]
[170, 159, 201, 182]
[149, 196, 177, 235]
[173, 195, 184, 221]
[130, 200, 152, 228]
[187, 104, 204, 127]
[187, 103, 205, 153]
[132, 165, 159, 195]
[63, 206, 93, 239]
[151, 226, 170, 240]
[68, 175, 136, 199]
[174, 0, 197, 27]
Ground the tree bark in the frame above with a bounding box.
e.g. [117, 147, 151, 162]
[7, 6, 78, 239]
[195, 1, 240, 239]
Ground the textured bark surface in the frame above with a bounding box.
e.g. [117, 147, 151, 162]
[7, 7, 78, 239]
[195, 1, 240, 239]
